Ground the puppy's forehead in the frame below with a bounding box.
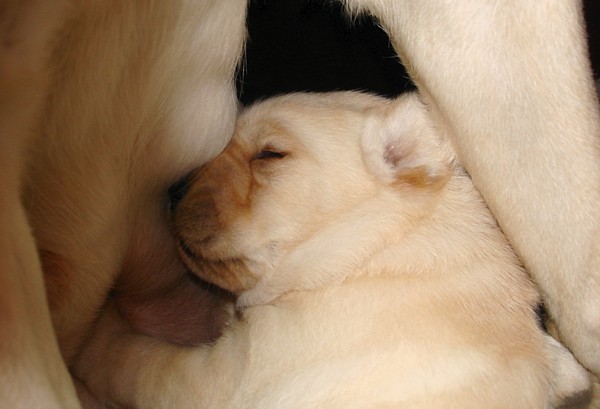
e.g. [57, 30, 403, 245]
[235, 92, 386, 147]
[234, 115, 303, 152]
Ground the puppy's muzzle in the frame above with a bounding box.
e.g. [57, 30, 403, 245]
[170, 173, 258, 294]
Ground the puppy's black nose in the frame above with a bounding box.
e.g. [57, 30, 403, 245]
[168, 171, 194, 214]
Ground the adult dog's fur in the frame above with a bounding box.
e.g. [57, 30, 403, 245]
[74, 91, 591, 408]
[0, 0, 599, 408]
[1, 1, 246, 408]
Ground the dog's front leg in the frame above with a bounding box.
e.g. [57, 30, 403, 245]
[345, 0, 600, 376]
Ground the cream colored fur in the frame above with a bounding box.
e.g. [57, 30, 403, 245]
[342, 0, 600, 377]
[1, 1, 246, 408]
[22, 0, 246, 362]
[1, 0, 599, 408]
[75, 92, 591, 408]
[0, 2, 80, 408]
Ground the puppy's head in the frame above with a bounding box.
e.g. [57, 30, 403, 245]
[173, 92, 451, 306]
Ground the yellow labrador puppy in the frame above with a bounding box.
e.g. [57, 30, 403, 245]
[75, 92, 591, 409]
[1, 1, 599, 408]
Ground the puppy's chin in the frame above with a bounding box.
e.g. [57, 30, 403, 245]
[176, 241, 257, 295]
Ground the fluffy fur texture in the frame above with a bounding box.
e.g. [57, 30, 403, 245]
[75, 92, 591, 408]
[1, 1, 246, 408]
[0, 2, 80, 407]
[1, 1, 599, 408]
[342, 0, 600, 377]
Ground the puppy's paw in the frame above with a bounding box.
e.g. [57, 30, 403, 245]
[544, 335, 592, 408]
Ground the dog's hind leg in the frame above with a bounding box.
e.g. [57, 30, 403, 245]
[344, 0, 600, 377]
[0, 1, 81, 408]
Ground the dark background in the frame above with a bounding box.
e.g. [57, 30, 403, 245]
[237, 0, 600, 105]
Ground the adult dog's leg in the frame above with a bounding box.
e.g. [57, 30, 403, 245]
[345, 0, 600, 376]
[0, 1, 80, 407]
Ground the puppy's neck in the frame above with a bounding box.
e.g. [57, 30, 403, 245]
[364, 174, 521, 280]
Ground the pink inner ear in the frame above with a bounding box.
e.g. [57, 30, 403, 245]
[384, 142, 405, 168]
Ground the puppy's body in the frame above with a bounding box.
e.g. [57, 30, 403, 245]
[76, 92, 590, 408]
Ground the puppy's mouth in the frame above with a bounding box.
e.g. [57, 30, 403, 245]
[176, 238, 256, 294]
[177, 238, 220, 276]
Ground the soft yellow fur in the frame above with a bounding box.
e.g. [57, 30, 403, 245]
[0, 2, 80, 408]
[75, 92, 590, 408]
[23, 0, 245, 362]
[1, 1, 599, 408]
[1, 1, 246, 408]
[342, 1, 600, 376]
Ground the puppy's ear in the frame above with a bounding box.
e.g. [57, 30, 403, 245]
[361, 93, 450, 189]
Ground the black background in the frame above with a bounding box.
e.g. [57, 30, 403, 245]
[237, 0, 600, 105]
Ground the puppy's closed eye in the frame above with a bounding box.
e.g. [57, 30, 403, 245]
[252, 149, 286, 161]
